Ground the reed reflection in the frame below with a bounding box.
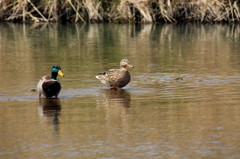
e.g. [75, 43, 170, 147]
[38, 98, 61, 133]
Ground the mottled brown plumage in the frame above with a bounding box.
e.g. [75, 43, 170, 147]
[96, 59, 134, 89]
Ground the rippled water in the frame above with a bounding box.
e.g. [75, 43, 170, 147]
[1, 23, 240, 159]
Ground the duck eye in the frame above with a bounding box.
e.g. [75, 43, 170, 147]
[52, 67, 59, 72]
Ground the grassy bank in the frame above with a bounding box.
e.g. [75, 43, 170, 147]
[0, 0, 239, 23]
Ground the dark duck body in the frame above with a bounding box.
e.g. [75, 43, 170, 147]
[37, 65, 64, 98]
[96, 59, 134, 89]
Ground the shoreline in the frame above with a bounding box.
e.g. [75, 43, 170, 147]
[0, 0, 239, 24]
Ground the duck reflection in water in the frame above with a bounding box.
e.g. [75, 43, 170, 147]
[98, 89, 131, 108]
[38, 98, 61, 133]
[97, 89, 131, 131]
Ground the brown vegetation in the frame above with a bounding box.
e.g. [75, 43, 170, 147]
[0, 0, 239, 23]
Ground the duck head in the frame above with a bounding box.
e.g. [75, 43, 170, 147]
[120, 59, 134, 69]
[51, 65, 64, 80]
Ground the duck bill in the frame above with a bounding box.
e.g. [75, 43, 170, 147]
[128, 64, 134, 68]
[58, 70, 64, 77]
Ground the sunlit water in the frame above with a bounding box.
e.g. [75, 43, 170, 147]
[1, 23, 240, 159]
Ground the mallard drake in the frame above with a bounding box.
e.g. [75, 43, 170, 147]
[37, 65, 64, 98]
[96, 59, 134, 89]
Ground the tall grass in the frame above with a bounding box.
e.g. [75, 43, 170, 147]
[0, 0, 239, 23]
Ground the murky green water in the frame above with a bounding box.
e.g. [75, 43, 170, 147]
[1, 23, 240, 159]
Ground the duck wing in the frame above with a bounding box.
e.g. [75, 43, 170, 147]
[105, 69, 123, 81]
[97, 69, 130, 88]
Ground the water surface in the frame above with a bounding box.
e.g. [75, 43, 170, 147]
[1, 23, 240, 159]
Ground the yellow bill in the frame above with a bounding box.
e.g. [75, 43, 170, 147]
[58, 70, 65, 77]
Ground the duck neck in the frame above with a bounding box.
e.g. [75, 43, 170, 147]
[120, 66, 127, 71]
[51, 72, 58, 80]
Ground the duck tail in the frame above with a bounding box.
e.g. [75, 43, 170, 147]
[96, 72, 107, 79]
[95, 75, 101, 79]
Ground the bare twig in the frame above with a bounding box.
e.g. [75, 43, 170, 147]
[67, 0, 85, 23]
[27, 0, 48, 22]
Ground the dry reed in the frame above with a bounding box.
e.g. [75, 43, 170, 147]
[0, 0, 239, 23]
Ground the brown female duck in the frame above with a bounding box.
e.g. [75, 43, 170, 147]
[96, 59, 134, 89]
